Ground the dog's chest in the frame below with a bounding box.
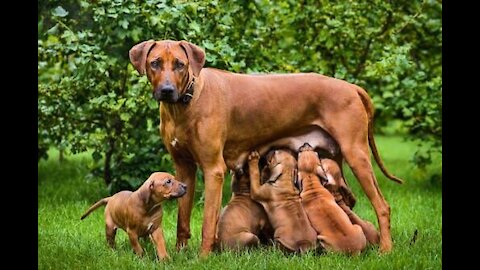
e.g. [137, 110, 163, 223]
[160, 116, 193, 150]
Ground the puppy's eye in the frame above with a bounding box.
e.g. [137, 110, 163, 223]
[151, 60, 161, 69]
[164, 179, 172, 186]
[175, 60, 185, 70]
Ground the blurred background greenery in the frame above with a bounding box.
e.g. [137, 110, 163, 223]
[38, 0, 441, 193]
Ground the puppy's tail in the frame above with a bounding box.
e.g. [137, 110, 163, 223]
[356, 87, 404, 184]
[80, 197, 110, 220]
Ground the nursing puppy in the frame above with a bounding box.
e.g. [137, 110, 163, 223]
[80, 172, 187, 260]
[248, 149, 317, 253]
[319, 158, 380, 245]
[216, 171, 273, 250]
[297, 143, 366, 255]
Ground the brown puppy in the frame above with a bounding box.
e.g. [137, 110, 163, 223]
[319, 158, 380, 245]
[216, 171, 273, 250]
[129, 40, 402, 255]
[297, 143, 366, 255]
[80, 172, 187, 260]
[248, 149, 317, 253]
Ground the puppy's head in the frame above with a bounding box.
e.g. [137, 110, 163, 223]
[318, 159, 342, 189]
[264, 149, 297, 184]
[297, 143, 329, 190]
[319, 158, 356, 207]
[145, 172, 187, 203]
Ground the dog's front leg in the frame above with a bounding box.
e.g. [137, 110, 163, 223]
[151, 227, 170, 260]
[199, 159, 226, 257]
[172, 155, 197, 251]
[127, 229, 144, 257]
[248, 151, 270, 201]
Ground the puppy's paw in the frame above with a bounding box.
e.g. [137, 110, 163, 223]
[248, 151, 260, 163]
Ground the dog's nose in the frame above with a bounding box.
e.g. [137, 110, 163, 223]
[160, 84, 175, 95]
[181, 183, 187, 190]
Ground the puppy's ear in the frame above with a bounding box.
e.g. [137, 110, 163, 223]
[139, 180, 153, 205]
[179, 41, 205, 77]
[294, 169, 303, 192]
[149, 180, 155, 190]
[316, 165, 329, 186]
[129, 40, 156, 75]
[338, 177, 357, 209]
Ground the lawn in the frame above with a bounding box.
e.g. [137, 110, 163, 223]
[38, 135, 442, 269]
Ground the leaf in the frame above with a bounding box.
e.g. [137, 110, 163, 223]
[52, 6, 69, 17]
[120, 113, 131, 121]
[120, 20, 129, 29]
[46, 24, 59, 35]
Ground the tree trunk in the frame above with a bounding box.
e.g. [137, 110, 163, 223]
[104, 138, 115, 185]
[59, 149, 64, 163]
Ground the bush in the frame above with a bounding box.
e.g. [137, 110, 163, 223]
[38, 0, 441, 190]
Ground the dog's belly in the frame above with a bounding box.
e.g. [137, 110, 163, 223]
[223, 126, 340, 171]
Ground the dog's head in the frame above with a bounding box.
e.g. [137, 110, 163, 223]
[144, 172, 187, 204]
[319, 158, 357, 208]
[264, 149, 297, 185]
[129, 40, 205, 103]
[296, 143, 329, 191]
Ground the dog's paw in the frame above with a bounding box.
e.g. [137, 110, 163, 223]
[248, 151, 260, 162]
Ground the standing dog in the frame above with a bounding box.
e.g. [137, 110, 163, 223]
[80, 172, 187, 260]
[248, 150, 317, 253]
[216, 171, 273, 250]
[297, 143, 366, 254]
[129, 39, 402, 255]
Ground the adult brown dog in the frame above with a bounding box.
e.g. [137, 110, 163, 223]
[248, 149, 317, 253]
[216, 171, 273, 250]
[319, 158, 380, 245]
[129, 39, 403, 255]
[80, 172, 187, 260]
[297, 143, 366, 254]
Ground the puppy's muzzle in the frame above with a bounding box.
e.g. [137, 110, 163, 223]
[172, 183, 187, 198]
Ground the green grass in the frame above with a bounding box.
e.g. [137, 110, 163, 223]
[38, 135, 442, 269]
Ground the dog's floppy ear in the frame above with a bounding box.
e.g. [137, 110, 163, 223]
[179, 40, 205, 77]
[138, 180, 153, 205]
[129, 40, 156, 75]
[294, 169, 303, 192]
[316, 165, 329, 186]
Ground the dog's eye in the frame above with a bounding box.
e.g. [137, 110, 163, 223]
[151, 60, 161, 69]
[164, 179, 172, 186]
[175, 60, 185, 70]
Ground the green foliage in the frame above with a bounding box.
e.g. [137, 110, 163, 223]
[38, 0, 442, 188]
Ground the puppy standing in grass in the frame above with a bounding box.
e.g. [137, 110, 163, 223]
[80, 172, 187, 260]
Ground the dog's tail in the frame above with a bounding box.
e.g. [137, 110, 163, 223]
[80, 197, 110, 220]
[356, 87, 404, 184]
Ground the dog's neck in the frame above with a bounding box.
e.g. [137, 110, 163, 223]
[231, 174, 251, 195]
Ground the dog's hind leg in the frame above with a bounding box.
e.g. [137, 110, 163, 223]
[105, 216, 116, 249]
[321, 105, 392, 252]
